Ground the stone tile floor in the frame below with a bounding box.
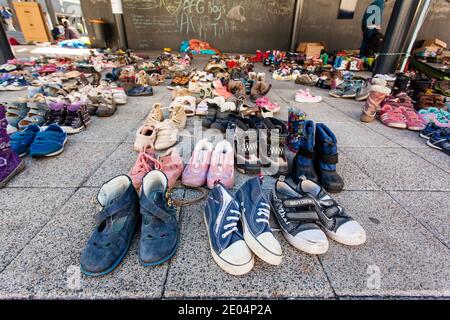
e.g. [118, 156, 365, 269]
[0, 54, 448, 299]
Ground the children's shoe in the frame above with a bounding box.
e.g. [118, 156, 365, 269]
[234, 119, 260, 174]
[154, 119, 178, 151]
[314, 123, 344, 193]
[182, 139, 213, 187]
[129, 144, 158, 190]
[207, 140, 234, 189]
[134, 125, 156, 152]
[400, 107, 425, 131]
[44, 102, 66, 127]
[379, 105, 407, 129]
[291, 120, 318, 185]
[80, 175, 140, 276]
[1, 107, 25, 188]
[287, 108, 307, 152]
[62, 101, 91, 134]
[144, 103, 164, 127]
[10, 124, 40, 157]
[139, 170, 179, 266]
[29, 124, 67, 157]
[420, 123, 442, 140]
[204, 183, 254, 275]
[360, 85, 391, 122]
[295, 89, 322, 103]
[426, 129, 450, 155]
[236, 177, 283, 265]
[155, 147, 184, 190]
[259, 117, 289, 177]
[270, 176, 329, 254]
[297, 177, 366, 246]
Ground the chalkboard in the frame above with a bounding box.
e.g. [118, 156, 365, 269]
[122, 0, 296, 53]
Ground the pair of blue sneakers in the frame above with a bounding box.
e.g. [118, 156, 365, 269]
[204, 177, 282, 275]
[10, 124, 68, 157]
[420, 123, 450, 155]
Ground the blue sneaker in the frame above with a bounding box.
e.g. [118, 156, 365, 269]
[29, 124, 67, 157]
[80, 175, 140, 276]
[420, 123, 443, 140]
[139, 170, 179, 266]
[204, 183, 254, 275]
[427, 128, 450, 155]
[126, 85, 153, 96]
[10, 124, 40, 157]
[236, 177, 282, 265]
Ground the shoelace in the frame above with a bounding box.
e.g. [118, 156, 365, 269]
[131, 152, 156, 175]
[222, 209, 241, 239]
[256, 202, 270, 224]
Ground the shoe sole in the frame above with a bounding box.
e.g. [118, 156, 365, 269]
[283, 230, 329, 255]
[426, 140, 443, 151]
[80, 220, 138, 277]
[419, 133, 431, 140]
[62, 119, 92, 135]
[203, 213, 254, 276]
[321, 226, 367, 246]
[241, 214, 282, 265]
[235, 165, 261, 175]
[0, 160, 25, 188]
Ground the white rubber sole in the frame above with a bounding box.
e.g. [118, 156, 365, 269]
[323, 227, 367, 246]
[241, 214, 283, 266]
[419, 133, 431, 140]
[294, 98, 322, 103]
[283, 230, 329, 255]
[426, 140, 443, 151]
[203, 214, 254, 276]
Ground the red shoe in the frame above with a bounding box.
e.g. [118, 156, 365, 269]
[400, 107, 426, 131]
[379, 105, 407, 129]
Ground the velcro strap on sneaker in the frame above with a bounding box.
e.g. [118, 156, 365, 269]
[283, 197, 315, 208]
[297, 147, 315, 159]
[286, 210, 319, 222]
[323, 205, 341, 218]
[320, 153, 338, 164]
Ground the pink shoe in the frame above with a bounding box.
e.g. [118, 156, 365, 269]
[155, 147, 184, 190]
[379, 105, 407, 129]
[400, 107, 426, 131]
[207, 140, 235, 189]
[129, 145, 158, 190]
[294, 89, 322, 103]
[256, 97, 280, 113]
[212, 80, 233, 99]
[419, 112, 450, 128]
[182, 139, 213, 187]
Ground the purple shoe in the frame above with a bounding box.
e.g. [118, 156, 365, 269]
[1, 105, 25, 188]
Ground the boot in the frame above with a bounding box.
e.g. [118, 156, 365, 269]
[250, 81, 272, 102]
[360, 85, 391, 123]
[234, 118, 260, 174]
[202, 102, 219, 128]
[291, 120, 318, 185]
[287, 108, 307, 152]
[227, 80, 246, 99]
[0, 105, 25, 188]
[393, 73, 410, 95]
[314, 123, 343, 193]
[259, 117, 289, 177]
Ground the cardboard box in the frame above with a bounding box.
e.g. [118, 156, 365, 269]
[422, 38, 447, 49]
[297, 42, 326, 57]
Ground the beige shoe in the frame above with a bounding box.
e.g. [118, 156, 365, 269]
[154, 120, 178, 151]
[169, 104, 187, 129]
[134, 125, 157, 152]
[144, 103, 164, 126]
[170, 96, 196, 117]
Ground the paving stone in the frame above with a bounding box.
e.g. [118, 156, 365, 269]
[361, 120, 427, 148]
[71, 117, 142, 143]
[322, 96, 364, 120]
[342, 147, 450, 191]
[0, 188, 75, 272]
[8, 141, 119, 188]
[0, 188, 183, 299]
[163, 191, 334, 298]
[388, 191, 450, 248]
[408, 147, 450, 174]
[319, 191, 450, 297]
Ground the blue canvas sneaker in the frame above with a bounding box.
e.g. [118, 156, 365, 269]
[29, 124, 67, 157]
[204, 183, 254, 275]
[139, 170, 179, 266]
[236, 177, 282, 265]
[420, 123, 442, 140]
[270, 176, 329, 254]
[80, 175, 140, 276]
[10, 124, 40, 157]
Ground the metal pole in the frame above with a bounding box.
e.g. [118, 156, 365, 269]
[0, 19, 14, 64]
[111, 0, 127, 49]
[44, 0, 58, 28]
[289, 0, 303, 52]
[373, 0, 421, 75]
[399, 0, 431, 72]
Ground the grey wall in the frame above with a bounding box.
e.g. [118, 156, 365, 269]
[80, 0, 119, 49]
[417, 0, 450, 46]
[296, 0, 395, 52]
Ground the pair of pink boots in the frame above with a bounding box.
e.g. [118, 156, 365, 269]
[129, 145, 184, 190]
[182, 139, 234, 189]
